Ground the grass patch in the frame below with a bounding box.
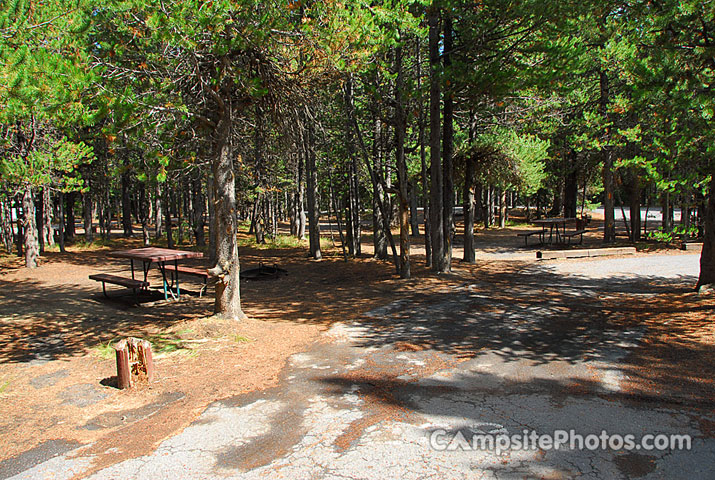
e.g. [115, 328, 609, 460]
[0, 380, 10, 396]
[239, 234, 304, 250]
[231, 334, 252, 343]
[92, 333, 195, 359]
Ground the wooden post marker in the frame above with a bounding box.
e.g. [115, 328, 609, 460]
[113, 337, 155, 389]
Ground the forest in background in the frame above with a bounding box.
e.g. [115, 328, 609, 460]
[1, 0, 713, 319]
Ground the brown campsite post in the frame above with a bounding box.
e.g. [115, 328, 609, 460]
[113, 337, 155, 389]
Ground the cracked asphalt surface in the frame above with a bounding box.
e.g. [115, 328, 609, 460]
[5, 253, 714, 479]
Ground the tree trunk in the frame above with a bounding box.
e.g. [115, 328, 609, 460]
[1, 199, 12, 253]
[463, 154, 476, 263]
[155, 184, 163, 238]
[83, 190, 94, 243]
[417, 35, 432, 267]
[65, 192, 76, 241]
[428, 5, 445, 273]
[409, 180, 420, 237]
[629, 177, 641, 242]
[121, 167, 133, 237]
[139, 184, 150, 246]
[23, 186, 39, 268]
[599, 69, 616, 243]
[36, 188, 44, 253]
[208, 173, 217, 264]
[304, 113, 321, 260]
[372, 117, 388, 260]
[192, 173, 206, 246]
[499, 189, 507, 228]
[441, 13, 454, 271]
[208, 105, 245, 320]
[42, 187, 54, 248]
[164, 187, 173, 249]
[564, 152, 579, 218]
[58, 192, 66, 253]
[697, 175, 715, 288]
[395, 44, 410, 278]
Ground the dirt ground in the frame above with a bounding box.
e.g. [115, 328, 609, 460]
[0, 220, 712, 475]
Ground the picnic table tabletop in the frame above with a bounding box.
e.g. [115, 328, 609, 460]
[109, 247, 203, 263]
[532, 217, 578, 225]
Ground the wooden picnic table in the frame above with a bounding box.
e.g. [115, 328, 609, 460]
[110, 247, 203, 300]
[532, 217, 578, 245]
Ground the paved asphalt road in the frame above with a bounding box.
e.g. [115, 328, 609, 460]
[5, 253, 713, 479]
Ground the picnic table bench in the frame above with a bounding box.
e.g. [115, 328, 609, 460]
[89, 273, 149, 302]
[163, 264, 210, 296]
[517, 230, 545, 246]
[562, 229, 587, 245]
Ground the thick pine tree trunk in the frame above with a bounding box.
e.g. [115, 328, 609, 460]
[139, 184, 150, 246]
[428, 6, 445, 273]
[1, 199, 12, 253]
[564, 152, 579, 218]
[58, 193, 66, 253]
[164, 187, 173, 249]
[42, 187, 54, 248]
[500, 189, 508, 228]
[192, 173, 206, 247]
[122, 168, 133, 237]
[154, 184, 163, 238]
[441, 14, 454, 271]
[23, 186, 39, 268]
[372, 117, 388, 260]
[83, 191, 94, 243]
[409, 180, 420, 237]
[697, 175, 715, 288]
[599, 69, 616, 243]
[629, 178, 641, 242]
[65, 192, 76, 241]
[304, 115, 322, 260]
[207, 174, 218, 264]
[417, 36, 432, 267]
[463, 155, 476, 263]
[208, 106, 245, 320]
[395, 44, 410, 278]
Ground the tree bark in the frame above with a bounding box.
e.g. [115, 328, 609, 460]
[42, 187, 54, 248]
[164, 187, 173, 249]
[564, 151, 579, 218]
[417, 36, 432, 267]
[304, 112, 322, 260]
[429, 6, 445, 273]
[122, 167, 133, 237]
[697, 175, 715, 288]
[441, 13, 454, 271]
[599, 69, 616, 243]
[209, 104, 245, 320]
[83, 190, 94, 243]
[154, 184, 163, 238]
[23, 186, 39, 268]
[409, 180, 420, 237]
[65, 192, 76, 241]
[395, 44, 410, 278]
[191, 172, 206, 246]
[629, 176, 641, 242]
[463, 155, 476, 263]
[207, 173, 218, 264]
[139, 184, 150, 246]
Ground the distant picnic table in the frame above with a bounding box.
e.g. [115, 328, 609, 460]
[518, 217, 587, 246]
[90, 247, 204, 301]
